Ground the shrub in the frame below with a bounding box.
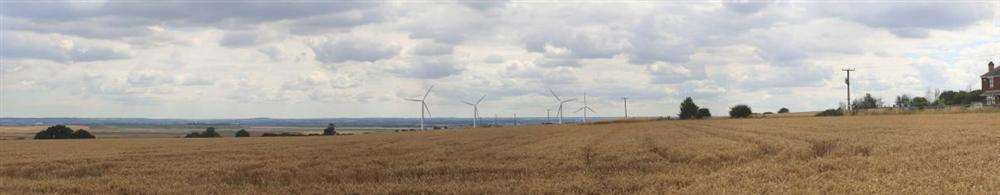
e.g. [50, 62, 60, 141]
[678, 97, 700, 120]
[763, 112, 774, 115]
[185, 127, 222, 138]
[323, 123, 337, 136]
[815, 109, 844, 117]
[696, 108, 711, 119]
[729, 105, 752, 118]
[72, 129, 96, 139]
[35, 125, 79, 139]
[778, 108, 789, 113]
[235, 129, 250, 137]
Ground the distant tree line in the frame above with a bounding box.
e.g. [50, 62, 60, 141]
[893, 90, 984, 108]
[184, 123, 338, 138]
[678, 97, 759, 119]
[34, 125, 95, 139]
[185, 127, 221, 138]
[817, 89, 985, 117]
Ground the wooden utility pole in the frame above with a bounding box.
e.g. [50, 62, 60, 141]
[843, 68, 855, 111]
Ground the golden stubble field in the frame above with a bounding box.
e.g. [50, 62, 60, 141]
[1, 113, 999, 194]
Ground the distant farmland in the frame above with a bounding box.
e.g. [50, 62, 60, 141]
[1, 113, 999, 194]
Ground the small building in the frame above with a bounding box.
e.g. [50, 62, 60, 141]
[982, 61, 1000, 105]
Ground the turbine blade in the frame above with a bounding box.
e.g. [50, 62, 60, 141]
[461, 100, 474, 106]
[423, 85, 435, 99]
[548, 88, 561, 101]
[477, 94, 486, 104]
[405, 98, 422, 101]
[587, 107, 596, 113]
[563, 98, 577, 103]
[422, 102, 431, 118]
[574, 107, 585, 113]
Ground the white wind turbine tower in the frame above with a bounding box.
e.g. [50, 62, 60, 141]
[405, 85, 434, 130]
[575, 93, 596, 123]
[548, 88, 576, 124]
[461, 94, 487, 128]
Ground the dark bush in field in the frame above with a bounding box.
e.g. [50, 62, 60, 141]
[72, 129, 95, 139]
[35, 125, 96, 139]
[696, 108, 711, 119]
[185, 127, 222, 138]
[235, 129, 250, 137]
[815, 109, 844, 117]
[323, 123, 337, 136]
[778, 108, 789, 113]
[729, 105, 752, 118]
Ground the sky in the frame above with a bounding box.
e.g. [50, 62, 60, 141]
[1, 1, 998, 119]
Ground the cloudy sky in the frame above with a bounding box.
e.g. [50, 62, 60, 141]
[1, 1, 998, 118]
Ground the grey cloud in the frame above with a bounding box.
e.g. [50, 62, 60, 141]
[483, 55, 504, 64]
[257, 46, 286, 61]
[888, 28, 930, 39]
[535, 58, 581, 68]
[219, 30, 259, 48]
[821, 3, 992, 38]
[2, 1, 371, 25]
[390, 56, 464, 79]
[180, 76, 214, 86]
[523, 27, 629, 59]
[647, 62, 697, 84]
[732, 65, 832, 91]
[288, 10, 385, 35]
[401, 6, 494, 44]
[5, 17, 155, 39]
[0, 32, 131, 63]
[309, 37, 400, 64]
[723, 0, 773, 14]
[458, 0, 508, 11]
[410, 41, 454, 56]
[677, 80, 727, 100]
[2, 1, 378, 40]
[126, 71, 176, 87]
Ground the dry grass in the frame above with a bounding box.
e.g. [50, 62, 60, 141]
[1, 113, 999, 194]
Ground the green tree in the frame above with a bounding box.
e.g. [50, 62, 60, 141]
[696, 108, 711, 119]
[911, 97, 930, 107]
[852, 93, 883, 110]
[235, 129, 250, 137]
[72, 129, 96, 139]
[202, 127, 221, 138]
[678, 97, 700, 120]
[778, 108, 789, 113]
[729, 105, 753, 118]
[34, 125, 76, 139]
[323, 123, 337, 136]
[895, 95, 912, 108]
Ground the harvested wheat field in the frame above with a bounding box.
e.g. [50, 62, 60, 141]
[2, 113, 999, 194]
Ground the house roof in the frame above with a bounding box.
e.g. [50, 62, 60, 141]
[983, 62, 1000, 77]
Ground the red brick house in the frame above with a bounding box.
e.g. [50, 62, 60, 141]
[983, 61, 1000, 105]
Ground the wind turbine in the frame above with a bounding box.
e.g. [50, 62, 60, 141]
[548, 88, 576, 124]
[405, 85, 434, 130]
[461, 94, 487, 128]
[575, 93, 596, 123]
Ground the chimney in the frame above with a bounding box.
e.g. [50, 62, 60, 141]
[991, 61, 995, 72]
